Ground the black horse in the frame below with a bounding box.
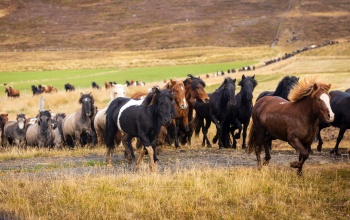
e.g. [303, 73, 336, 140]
[64, 83, 75, 92]
[256, 75, 299, 101]
[2, 114, 27, 148]
[31, 85, 43, 96]
[193, 77, 237, 148]
[316, 90, 350, 155]
[226, 75, 258, 149]
[105, 87, 176, 171]
[91, 82, 101, 89]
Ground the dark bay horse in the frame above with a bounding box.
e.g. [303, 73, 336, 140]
[26, 110, 55, 147]
[64, 83, 75, 92]
[2, 114, 26, 148]
[194, 77, 237, 148]
[62, 93, 96, 148]
[256, 75, 299, 101]
[164, 79, 189, 148]
[247, 78, 334, 175]
[227, 75, 258, 149]
[105, 87, 175, 171]
[5, 86, 20, 99]
[316, 90, 350, 155]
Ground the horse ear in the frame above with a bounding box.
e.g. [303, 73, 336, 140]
[326, 84, 331, 91]
[242, 75, 246, 80]
[252, 74, 255, 79]
[233, 78, 237, 83]
[313, 83, 319, 91]
[80, 92, 83, 96]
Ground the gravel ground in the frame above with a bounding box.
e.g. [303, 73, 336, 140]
[1, 145, 349, 179]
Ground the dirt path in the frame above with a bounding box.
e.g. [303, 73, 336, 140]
[1, 147, 349, 179]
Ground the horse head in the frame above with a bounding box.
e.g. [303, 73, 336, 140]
[110, 84, 127, 100]
[153, 88, 175, 126]
[16, 114, 26, 130]
[37, 110, 52, 134]
[239, 75, 258, 102]
[312, 83, 334, 123]
[79, 93, 95, 117]
[167, 79, 188, 110]
[222, 77, 237, 106]
[184, 74, 210, 103]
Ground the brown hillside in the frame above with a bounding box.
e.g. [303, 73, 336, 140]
[0, 0, 349, 51]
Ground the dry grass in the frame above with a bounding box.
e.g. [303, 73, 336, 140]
[0, 165, 349, 219]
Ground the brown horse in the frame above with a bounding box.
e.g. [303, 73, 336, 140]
[5, 86, 20, 98]
[247, 77, 334, 175]
[164, 79, 189, 147]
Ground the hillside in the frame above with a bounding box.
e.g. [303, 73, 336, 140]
[0, 0, 349, 51]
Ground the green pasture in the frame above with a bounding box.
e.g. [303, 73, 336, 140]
[0, 61, 255, 92]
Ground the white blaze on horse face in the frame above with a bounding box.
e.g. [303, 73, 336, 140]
[18, 120, 25, 129]
[117, 99, 143, 132]
[320, 93, 334, 122]
[83, 98, 89, 102]
[182, 98, 188, 109]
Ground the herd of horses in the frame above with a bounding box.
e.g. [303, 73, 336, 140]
[1, 74, 349, 175]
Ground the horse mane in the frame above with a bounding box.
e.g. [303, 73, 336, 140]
[39, 110, 51, 118]
[142, 87, 173, 106]
[288, 77, 330, 102]
[184, 74, 206, 89]
[273, 76, 299, 98]
[79, 93, 95, 104]
[239, 75, 258, 88]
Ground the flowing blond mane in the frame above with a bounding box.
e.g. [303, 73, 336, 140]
[288, 77, 330, 102]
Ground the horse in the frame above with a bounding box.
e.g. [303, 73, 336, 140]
[64, 83, 75, 92]
[247, 77, 334, 175]
[0, 113, 9, 146]
[46, 85, 58, 93]
[53, 113, 66, 149]
[26, 110, 55, 147]
[5, 86, 20, 99]
[62, 93, 97, 148]
[2, 114, 26, 148]
[227, 75, 258, 149]
[105, 87, 175, 171]
[316, 90, 350, 155]
[105, 81, 117, 89]
[164, 79, 189, 148]
[94, 84, 127, 145]
[31, 85, 43, 96]
[91, 82, 101, 89]
[256, 76, 299, 101]
[193, 77, 237, 148]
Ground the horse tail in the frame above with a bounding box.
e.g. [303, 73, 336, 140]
[246, 121, 257, 154]
[192, 114, 202, 137]
[105, 104, 118, 149]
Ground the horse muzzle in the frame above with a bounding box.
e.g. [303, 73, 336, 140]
[162, 119, 172, 126]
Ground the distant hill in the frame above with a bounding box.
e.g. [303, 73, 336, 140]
[0, 0, 349, 51]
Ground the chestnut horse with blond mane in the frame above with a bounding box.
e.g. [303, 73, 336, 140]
[247, 77, 334, 175]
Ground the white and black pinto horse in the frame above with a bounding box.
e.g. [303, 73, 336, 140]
[62, 93, 97, 148]
[105, 87, 176, 171]
[26, 110, 55, 147]
[2, 113, 27, 148]
[94, 84, 128, 145]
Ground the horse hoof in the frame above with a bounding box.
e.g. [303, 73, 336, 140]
[207, 144, 212, 148]
[290, 161, 300, 168]
[263, 160, 269, 166]
[317, 145, 322, 152]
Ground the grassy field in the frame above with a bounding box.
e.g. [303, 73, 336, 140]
[0, 60, 255, 92]
[0, 43, 350, 219]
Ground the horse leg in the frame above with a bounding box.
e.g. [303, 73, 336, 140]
[316, 128, 324, 152]
[289, 139, 309, 175]
[86, 129, 97, 148]
[241, 122, 249, 149]
[330, 125, 347, 156]
[262, 137, 272, 166]
[106, 147, 114, 166]
[121, 134, 133, 164]
[146, 146, 156, 172]
[135, 147, 146, 170]
[172, 120, 180, 148]
[203, 119, 212, 147]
